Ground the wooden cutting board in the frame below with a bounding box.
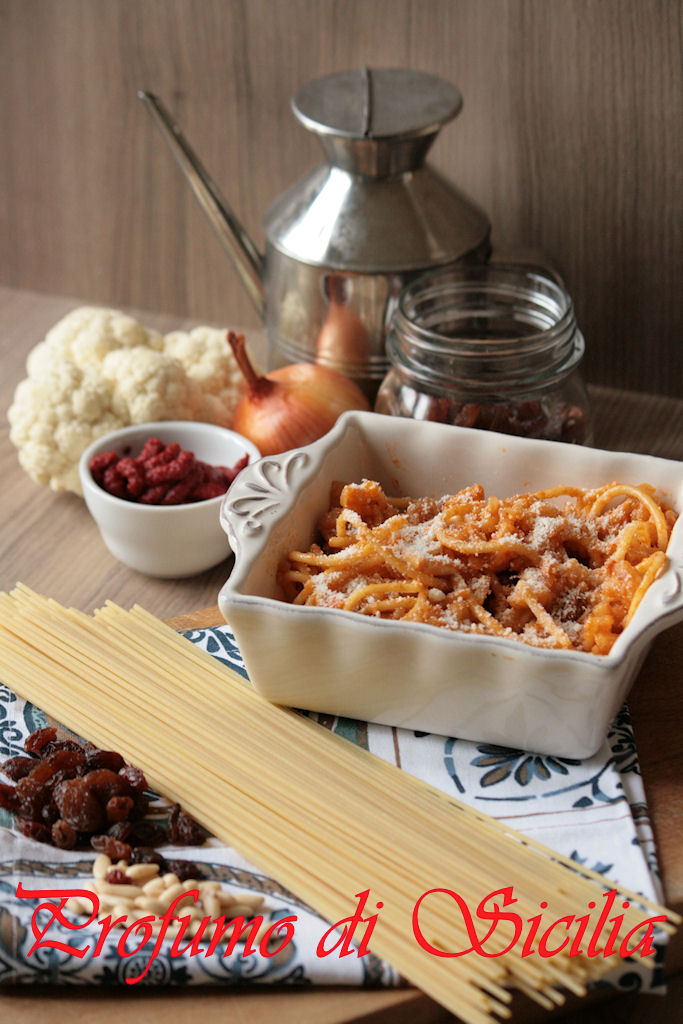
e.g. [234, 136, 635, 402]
[165, 604, 224, 630]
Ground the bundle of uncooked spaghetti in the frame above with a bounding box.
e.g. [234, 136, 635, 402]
[0, 585, 677, 1024]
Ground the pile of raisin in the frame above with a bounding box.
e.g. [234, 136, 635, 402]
[89, 437, 250, 505]
[0, 727, 208, 871]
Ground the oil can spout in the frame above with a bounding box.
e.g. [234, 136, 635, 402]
[138, 91, 266, 318]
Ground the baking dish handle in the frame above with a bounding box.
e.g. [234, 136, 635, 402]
[220, 449, 312, 557]
[639, 559, 683, 637]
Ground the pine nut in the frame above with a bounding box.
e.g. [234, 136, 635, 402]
[133, 896, 168, 915]
[95, 893, 118, 910]
[203, 893, 221, 919]
[198, 881, 221, 894]
[141, 876, 166, 897]
[167, 890, 200, 911]
[125, 863, 160, 883]
[111, 903, 132, 922]
[163, 881, 199, 903]
[94, 880, 143, 898]
[92, 854, 111, 879]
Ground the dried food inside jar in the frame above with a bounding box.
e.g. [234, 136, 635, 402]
[409, 395, 587, 444]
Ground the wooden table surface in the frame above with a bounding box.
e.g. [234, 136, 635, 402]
[0, 285, 681, 1022]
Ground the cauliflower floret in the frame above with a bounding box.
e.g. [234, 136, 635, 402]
[8, 362, 126, 494]
[101, 347, 201, 423]
[43, 306, 164, 366]
[163, 326, 246, 426]
[25, 340, 65, 379]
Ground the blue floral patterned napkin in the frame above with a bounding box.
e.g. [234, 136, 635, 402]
[0, 625, 666, 995]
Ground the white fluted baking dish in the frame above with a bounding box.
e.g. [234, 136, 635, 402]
[218, 412, 683, 757]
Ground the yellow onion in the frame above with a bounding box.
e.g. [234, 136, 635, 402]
[315, 274, 371, 367]
[228, 332, 370, 456]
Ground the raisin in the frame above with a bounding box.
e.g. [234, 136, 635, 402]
[54, 778, 105, 832]
[105, 868, 132, 885]
[108, 820, 132, 841]
[126, 820, 165, 847]
[130, 793, 150, 819]
[40, 749, 86, 779]
[85, 749, 125, 772]
[23, 759, 55, 785]
[175, 813, 208, 846]
[41, 801, 60, 827]
[90, 835, 132, 861]
[15, 776, 50, 819]
[82, 768, 132, 802]
[1, 756, 37, 781]
[46, 767, 81, 792]
[129, 847, 165, 868]
[0, 782, 19, 812]
[165, 859, 203, 882]
[41, 739, 85, 757]
[51, 819, 77, 850]
[118, 764, 147, 794]
[16, 818, 52, 844]
[105, 795, 134, 823]
[25, 727, 57, 754]
[167, 802, 181, 843]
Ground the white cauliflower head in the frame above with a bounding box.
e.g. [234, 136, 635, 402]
[8, 362, 126, 493]
[42, 306, 164, 366]
[102, 347, 201, 423]
[163, 326, 247, 426]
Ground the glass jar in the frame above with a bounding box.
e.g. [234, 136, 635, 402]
[375, 264, 592, 444]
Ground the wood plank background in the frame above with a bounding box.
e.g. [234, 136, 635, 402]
[1, 0, 680, 396]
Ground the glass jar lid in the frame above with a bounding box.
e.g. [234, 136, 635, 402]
[388, 264, 585, 395]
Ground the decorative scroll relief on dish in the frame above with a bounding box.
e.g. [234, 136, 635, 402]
[660, 561, 683, 607]
[225, 452, 311, 534]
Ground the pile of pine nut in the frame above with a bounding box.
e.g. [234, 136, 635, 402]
[66, 853, 270, 942]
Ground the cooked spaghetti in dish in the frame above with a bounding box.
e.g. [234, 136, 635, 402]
[277, 479, 677, 654]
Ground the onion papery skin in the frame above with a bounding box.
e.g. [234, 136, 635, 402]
[231, 363, 369, 456]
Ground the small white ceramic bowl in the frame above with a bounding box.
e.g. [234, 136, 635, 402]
[79, 421, 260, 578]
[219, 411, 683, 758]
